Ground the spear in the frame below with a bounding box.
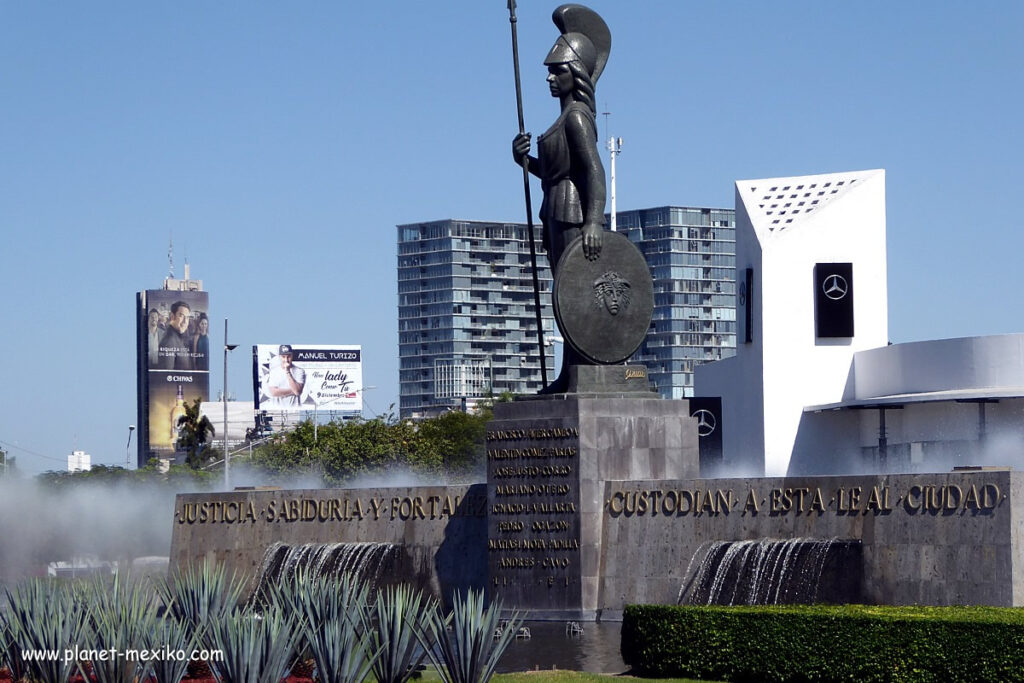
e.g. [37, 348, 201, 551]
[507, 0, 548, 388]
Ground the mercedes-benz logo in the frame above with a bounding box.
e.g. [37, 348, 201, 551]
[822, 274, 848, 301]
[738, 287, 746, 306]
[692, 409, 717, 437]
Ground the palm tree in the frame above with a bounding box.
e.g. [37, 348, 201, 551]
[177, 397, 216, 469]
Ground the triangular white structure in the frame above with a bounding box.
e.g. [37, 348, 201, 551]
[696, 169, 888, 476]
[738, 170, 879, 240]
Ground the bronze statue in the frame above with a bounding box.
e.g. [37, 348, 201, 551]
[512, 4, 614, 392]
[513, 4, 610, 269]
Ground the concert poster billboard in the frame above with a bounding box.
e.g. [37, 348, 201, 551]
[254, 344, 362, 413]
[138, 290, 211, 461]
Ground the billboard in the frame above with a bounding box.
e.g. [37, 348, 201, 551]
[254, 344, 362, 413]
[147, 371, 211, 451]
[137, 289, 211, 462]
[143, 290, 211, 372]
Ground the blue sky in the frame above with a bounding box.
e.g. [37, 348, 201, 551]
[2, 2, 1022, 474]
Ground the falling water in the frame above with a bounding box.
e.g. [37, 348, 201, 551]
[677, 538, 859, 605]
[250, 541, 401, 601]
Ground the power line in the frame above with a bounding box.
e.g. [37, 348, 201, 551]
[0, 439, 67, 464]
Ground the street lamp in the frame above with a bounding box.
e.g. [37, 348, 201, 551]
[126, 425, 135, 467]
[223, 319, 238, 489]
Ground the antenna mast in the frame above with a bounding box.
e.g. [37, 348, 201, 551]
[167, 236, 174, 279]
[603, 111, 623, 232]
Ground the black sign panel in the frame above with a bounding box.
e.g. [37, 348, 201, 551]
[742, 267, 754, 344]
[814, 262, 854, 338]
[690, 397, 722, 476]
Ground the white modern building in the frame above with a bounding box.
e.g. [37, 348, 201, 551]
[792, 335, 1024, 475]
[696, 168, 1024, 477]
[696, 169, 888, 476]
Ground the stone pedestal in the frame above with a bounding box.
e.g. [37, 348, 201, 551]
[563, 364, 659, 394]
[486, 393, 698, 619]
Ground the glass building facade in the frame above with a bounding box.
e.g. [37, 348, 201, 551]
[397, 208, 736, 415]
[619, 206, 737, 399]
[397, 219, 555, 419]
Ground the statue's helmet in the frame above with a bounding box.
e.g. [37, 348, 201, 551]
[544, 31, 597, 76]
[545, 5, 611, 84]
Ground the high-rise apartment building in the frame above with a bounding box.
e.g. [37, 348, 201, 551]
[397, 219, 555, 419]
[618, 206, 737, 399]
[397, 208, 736, 415]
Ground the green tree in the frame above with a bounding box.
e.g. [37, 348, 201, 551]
[248, 403, 497, 485]
[176, 397, 216, 469]
[417, 407, 492, 478]
[249, 415, 444, 486]
[35, 460, 215, 490]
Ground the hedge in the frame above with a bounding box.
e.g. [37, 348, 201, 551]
[621, 604, 1024, 682]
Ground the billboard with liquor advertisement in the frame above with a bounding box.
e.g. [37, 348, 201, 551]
[253, 344, 362, 413]
[136, 290, 211, 465]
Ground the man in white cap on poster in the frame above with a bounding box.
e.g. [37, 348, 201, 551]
[265, 344, 306, 409]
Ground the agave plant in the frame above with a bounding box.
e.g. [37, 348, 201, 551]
[0, 610, 27, 682]
[369, 583, 435, 683]
[0, 610, 10, 676]
[417, 589, 523, 683]
[80, 572, 162, 683]
[141, 614, 204, 683]
[156, 559, 246, 629]
[4, 579, 89, 683]
[207, 605, 303, 683]
[274, 571, 379, 683]
[156, 560, 247, 680]
[303, 612, 378, 683]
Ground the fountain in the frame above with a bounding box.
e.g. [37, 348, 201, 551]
[677, 538, 862, 606]
[251, 541, 403, 599]
[164, 3, 1024, 635]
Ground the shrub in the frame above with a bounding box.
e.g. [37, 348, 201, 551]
[621, 603, 1024, 682]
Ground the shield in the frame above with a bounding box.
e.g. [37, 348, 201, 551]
[552, 231, 653, 364]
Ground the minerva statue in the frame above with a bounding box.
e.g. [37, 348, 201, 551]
[511, 4, 652, 394]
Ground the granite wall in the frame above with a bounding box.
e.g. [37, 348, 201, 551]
[167, 464, 1022, 619]
[598, 470, 1019, 617]
[169, 484, 487, 601]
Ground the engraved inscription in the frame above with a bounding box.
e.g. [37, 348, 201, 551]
[604, 482, 1005, 518]
[174, 493, 487, 525]
[486, 420, 582, 605]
